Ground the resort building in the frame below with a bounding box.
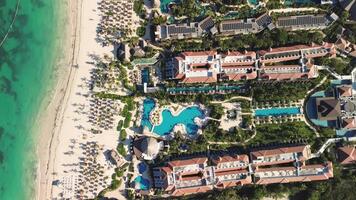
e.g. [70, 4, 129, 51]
[167, 43, 337, 83]
[250, 145, 312, 166]
[211, 155, 252, 189]
[171, 51, 221, 83]
[335, 37, 356, 57]
[152, 144, 334, 196]
[275, 14, 338, 31]
[152, 157, 215, 196]
[219, 13, 273, 36]
[257, 43, 336, 80]
[155, 16, 217, 41]
[337, 146, 356, 165]
[305, 68, 356, 137]
[315, 75, 356, 131]
[259, 64, 318, 81]
[152, 155, 252, 196]
[169, 50, 258, 83]
[254, 162, 334, 184]
[258, 43, 336, 64]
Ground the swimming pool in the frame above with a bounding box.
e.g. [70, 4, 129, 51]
[134, 176, 150, 190]
[248, 0, 259, 5]
[160, 0, 179, 13]
[140, 99, 205, 136]
[141, 99, 155, 131]
[141, 68, 149, 84]
[254, 107, 301, 117]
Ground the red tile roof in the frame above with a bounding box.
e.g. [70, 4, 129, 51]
[181, 76, 217, 83]
[226, 72, 257, 81]
[258, 45, 309, 56]
[261, 65, 302, 69]
[251, 145, 309, 160]
[212, 154, 249, 164]
[258, 43, 334, 56]
[226, 50, 256, 58]
[338, 85, 353, 97]
[181, 51, 217, 58]
[175, 73, 185, 79]
[342, 118, 356, 129]
[255, 162, 333, 185]
[161, 166, 173, 174]
[168, 157, 208, 167]
[260, 72, 310, 80]
[215, 176, 252, 188]
[338, 146, 356, 165]
[171, 185, 213, 196]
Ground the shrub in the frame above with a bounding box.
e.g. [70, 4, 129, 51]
[110, 179, 122, 190]
[116, 120, 123, 131]
[117, 143, 127, 157]
[115, 168, 125, 177]
[120, 129, 127, 141]
[136, 26, 146, 37]
[124, 113, 132, 128]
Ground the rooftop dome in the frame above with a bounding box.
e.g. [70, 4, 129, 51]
[133, 136, 162, 160]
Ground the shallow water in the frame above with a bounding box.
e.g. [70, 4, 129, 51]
[0, 0, 62, 199]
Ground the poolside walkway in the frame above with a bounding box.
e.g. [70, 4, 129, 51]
[268, 7, 320, 15]
[301, 76, 329, 137]
[211, 96, 252, 104]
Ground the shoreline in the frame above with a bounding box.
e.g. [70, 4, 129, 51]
[35, 0, 120, 198]
[35, 0, 81, 199]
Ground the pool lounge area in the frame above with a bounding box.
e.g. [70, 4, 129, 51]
[140, 99, 205, 136]
[166, 84, 247, 95]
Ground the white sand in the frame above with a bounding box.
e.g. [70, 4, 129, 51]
[36, 0, 125, 199]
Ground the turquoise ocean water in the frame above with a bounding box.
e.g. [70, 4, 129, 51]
[0, 0, 63, 199]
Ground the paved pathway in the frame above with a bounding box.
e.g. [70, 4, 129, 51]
[268, 7, 320, 15]
[311, 136, 356, 158]
[315, 65, 352, 80]
[211, 96, 252, 104]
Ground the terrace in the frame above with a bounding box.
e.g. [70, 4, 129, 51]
[302, 48, 331, 58]
[261, 65, 303, 74]
[166, 84, 247, 95]
[175, 179, 205, 188]
[173, 164, 203, 173]
[252, 152, 298, 165]
[255, 167, 297, 178]
[262, 51, 301, 62]
[216, 161, 249, 170]
[215, 172, 248, 183]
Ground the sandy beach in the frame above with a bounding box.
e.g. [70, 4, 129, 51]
[35, 0, 121, 199]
